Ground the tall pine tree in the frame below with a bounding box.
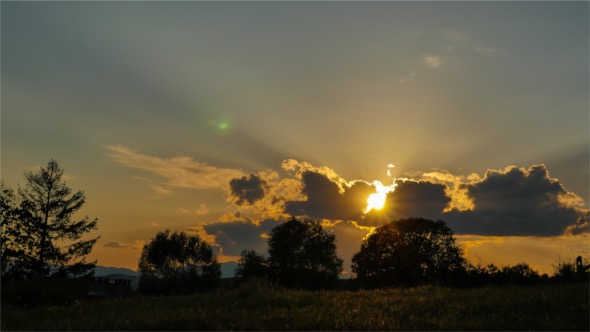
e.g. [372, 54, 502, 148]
[14, 159, 99, 278]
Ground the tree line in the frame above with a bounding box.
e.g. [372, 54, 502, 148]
[1, 160, 588, 296]
[139, 217, 589, 295]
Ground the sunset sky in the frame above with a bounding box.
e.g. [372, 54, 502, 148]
[2, 1, 588, 276]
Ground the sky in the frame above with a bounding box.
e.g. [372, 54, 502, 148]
[2, 1, 589, 276]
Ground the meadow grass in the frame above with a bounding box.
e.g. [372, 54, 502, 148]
[2, 282, 588, 331]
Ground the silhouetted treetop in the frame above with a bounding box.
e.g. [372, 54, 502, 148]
[352, 218, 465, 287]
[235, 249, 269, 281]
[268, 218, 343, 289]
[138, 229, 220, 294]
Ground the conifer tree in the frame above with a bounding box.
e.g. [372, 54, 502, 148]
[13, 159, 99, 278]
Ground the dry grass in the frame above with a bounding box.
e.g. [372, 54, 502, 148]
[2, 282, 588, 331]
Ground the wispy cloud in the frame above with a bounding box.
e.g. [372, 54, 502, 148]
[103, 240, 144, 250]
[104, 144, 245, 190]
[399, 72, 416, 84]
[177, 204, 211, 216]
[151, 185, 174, 197]
[475, 46, 498, 55]
[423, 55, 443, 68]
[195, 204, 211, 215]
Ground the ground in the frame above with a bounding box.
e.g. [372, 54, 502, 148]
[2, 282, 588, 331]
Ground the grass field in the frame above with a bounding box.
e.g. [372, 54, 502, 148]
[2, 282, 588, 331]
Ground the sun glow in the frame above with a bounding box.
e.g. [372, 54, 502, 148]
[366, 192, 386, 211]
[364, 180, 396, 213]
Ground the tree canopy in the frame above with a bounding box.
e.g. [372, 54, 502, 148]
[138, 229, 221, 294]
[235, 249, 270, 281]
[1, 160, 98, 281]
[352, 218, 465, 287]
[267, 218, 343, 289]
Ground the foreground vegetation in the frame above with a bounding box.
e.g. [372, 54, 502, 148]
[2, 281, 588, 331]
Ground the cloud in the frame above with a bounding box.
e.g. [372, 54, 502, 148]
[221, 169, 302, 225]
[187, 224, 244, 262]
[187, 224, 219, 248]
[197, 217, 372, 274]
[150, 185, 174, 197]
[104, 144, 245, 190]
[421, 170, 475, 211]
[281, 158, 348, 188]
[188, 160, 588, 275]
[443, 165, 589, 236]
[203, 219, 280, 257]
[399, 72, 416, 84]
[103, 241, 143, 250]
[385, 179, 451, 220]
[285, 171, 374, 221]
[229, 174, 267, 205]
[321, 220, 374, 275]
[164, 158, 590, 278]
[423, 55, 443, 68]
[219, 159, 587, 238]
[195, 204, 211, 216]
[177, 204, 210, 216]
[280, 166, 448, 226]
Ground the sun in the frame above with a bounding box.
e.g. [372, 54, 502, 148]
[366, 192, 386, 211]
[364, 181, 396, 213]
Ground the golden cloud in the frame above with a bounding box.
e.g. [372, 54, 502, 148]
[105, 144, 245, 190]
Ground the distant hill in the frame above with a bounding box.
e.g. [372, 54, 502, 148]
[93, 262, 238, 283]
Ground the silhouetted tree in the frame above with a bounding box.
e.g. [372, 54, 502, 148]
[1, 181, 29, 281]
[268, 218, 343, 289]
[138, 230, 221, 294]
[499, 262, 540, 284]
[235, 249, 270, 281]
[352, 218, 465, 287]
[464, 262, 501, 286]
[1, 160, 99, 280]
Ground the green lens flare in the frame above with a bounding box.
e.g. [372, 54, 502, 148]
[208, 114, 234, 135]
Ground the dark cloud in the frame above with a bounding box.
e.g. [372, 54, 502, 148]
[229, 174, 267, 205]
[444, 165, 589, 236]
[204, 219, 279, 256]
[358, 179, 451, 227]
[544, 143, 589, 204]
[223, 161, 588, 240]
[283, 171, 451, 225]
[386, 180, 450, 220]
[285, 171, 373, 220]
